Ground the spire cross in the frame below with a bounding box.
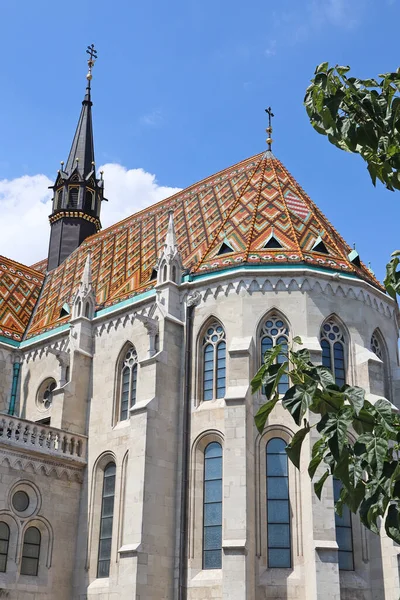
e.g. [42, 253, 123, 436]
[86, 44, 97, 89]
[86, 44, 98, 65]
[265, 106, 274, 151]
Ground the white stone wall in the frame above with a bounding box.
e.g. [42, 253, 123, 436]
[0, 451, 82, 599]
[0, 268, 399, 599]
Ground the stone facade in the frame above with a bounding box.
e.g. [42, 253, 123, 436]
[0, 262, 399, 599]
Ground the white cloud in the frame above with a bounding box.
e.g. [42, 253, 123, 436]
[139, 109, 163, 127]
[0, 164, 181, 267]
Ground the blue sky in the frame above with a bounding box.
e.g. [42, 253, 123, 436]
[0, 0, 399, 280]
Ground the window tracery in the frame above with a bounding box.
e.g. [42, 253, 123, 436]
[202, 324, 226, 401]
[36, 379, 57, 412]
[260, 314, 289, 394]
[320, 319, 346, 387]
[120, 347, 138, 420]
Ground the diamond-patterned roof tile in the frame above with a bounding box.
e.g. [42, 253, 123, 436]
[21, 151, 382, 339]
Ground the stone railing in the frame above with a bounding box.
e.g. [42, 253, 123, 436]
[0, 416, 87, 464]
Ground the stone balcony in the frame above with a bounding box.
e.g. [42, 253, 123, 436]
[0, 415, 87, 467]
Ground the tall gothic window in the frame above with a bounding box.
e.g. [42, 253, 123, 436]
[266, 438, 291, 568]
[320, 319, 346, 387]
[203, 442, 223, 569]
[203, 324, 226, 401]
[0, 522, 9, 573]
[333, 478, 354, 570]
[371, 330, 390, 399]
[21, 527, 41, 576]
[97, 462, 116, 578]
[120, 347, 138, 420]
[260, 314, 289, 394]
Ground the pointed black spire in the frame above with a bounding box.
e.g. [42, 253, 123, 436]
[47, 45, 106, 272]
[64, 89, 95, 177]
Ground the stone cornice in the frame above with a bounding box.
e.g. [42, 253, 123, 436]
[0, 448, 84, 482]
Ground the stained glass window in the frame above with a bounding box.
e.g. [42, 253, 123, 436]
[320, 320, 346, 387]
[203, 442, 223, 569]
[97, 462, 116, 578]
[203, 324, 226, 401]
[333, 477, 354, 570]
[120, 347, 138, 420]
[260, 315, 289, 394]
[266, 438, 291, 568]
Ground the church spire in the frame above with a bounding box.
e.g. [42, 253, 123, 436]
[47, 44, 106, 272]
[65, 45, 97, 177]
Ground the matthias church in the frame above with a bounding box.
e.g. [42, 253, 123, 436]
[0, 49, 399, 599]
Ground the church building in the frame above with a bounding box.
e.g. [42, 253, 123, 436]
[0, 48, 399, 599]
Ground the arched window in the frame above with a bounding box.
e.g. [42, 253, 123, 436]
[21, 527, 41, 576]
[97, 462, 116, 578]
[333, 477, 354, 570]
[120, 347, 138, 420]
[320, 319, 346, 387]
[266, 438, 291, 568]
[163, 264, 167, 282]
[371, 330, 390, 399]
[67, 187, 79, 209]
[172, 265, 177, 283]
[202, 323, 226, 401]
[203, 442, 223, 569]
[260, 314, 289, 394]
[0, 522, 9, 573]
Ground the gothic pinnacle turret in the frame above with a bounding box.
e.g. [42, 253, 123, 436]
[47, 44, 106, 272]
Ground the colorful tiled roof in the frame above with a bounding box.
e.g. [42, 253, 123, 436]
[30, 258, 48, 274]
[25, 151, 381, 339]
[0, 256, 44, 341]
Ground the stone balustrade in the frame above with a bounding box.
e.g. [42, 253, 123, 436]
[0, 416, 87, 464]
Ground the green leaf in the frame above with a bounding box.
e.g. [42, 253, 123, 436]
[317, 410, 352, 459]
[311, 366, 335, 388]
[384, 503, 400, 544]
[343, 385, 365, 416]
[354, 433, 388, 478]
[251, 364, 266, 394]
[292, 336, 303, 345]
[286, 423, 310, 469]
[315, 62, 329, 74]
[308, 453, 324, 479]
[336, 65, 350, 76]
[314, 469, 330, 500]
[254, 397, 279, 434]
[262, 361, 289, 400]
[374, 399, 398, 436]
[282, 383, 316, 425]
[352, 407, 375, 434]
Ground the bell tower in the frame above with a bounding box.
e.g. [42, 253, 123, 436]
[47, 44, 106, 271]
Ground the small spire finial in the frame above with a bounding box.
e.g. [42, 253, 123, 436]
[265, 106, 274, 151]
[85, 44, 98, 89]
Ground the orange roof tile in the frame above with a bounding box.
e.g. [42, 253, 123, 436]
[0, 256, 45, 341]
[24, 151, 382, 339]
